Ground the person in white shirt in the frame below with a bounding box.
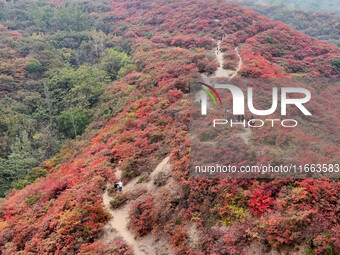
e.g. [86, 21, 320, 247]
[118, 181, 123, 192]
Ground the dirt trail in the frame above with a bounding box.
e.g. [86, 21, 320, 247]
[102, 188, 145, 254]
[212, 40, 242, 79]
[201, 39, 252, 143]
[214, 40, 231, 78]
[102, 156, 172, 255]
[201, 40, 242, 88]
[236, 127, 252, 145]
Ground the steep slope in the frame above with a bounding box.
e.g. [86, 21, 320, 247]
[0, 0, 339, 254]
[0, 0, 137, 197]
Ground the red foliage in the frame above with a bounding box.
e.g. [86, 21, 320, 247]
[170, 226, 187, 247]
[79, 239, 133, 255]
[129, 196, 154, 236]
[0, 0, 339, 254]
[248, 184, 275, 216]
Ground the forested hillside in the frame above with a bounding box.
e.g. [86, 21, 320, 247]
[0, 0, 339, 254]
[0, 0, 134, 196]
[234, 0, 340, 14]
[236, 0, 340, 47]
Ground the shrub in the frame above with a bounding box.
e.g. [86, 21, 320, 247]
[79, 239, 133, 255]
[121, 157, 138, 178]
[153, 172, 168, 187]
[13, 179, 29, 190]
[248, 186, 274, 216]
[306, 234, 336, 255]
[331, 59, 340, 69]
[110, 193, 127, 209]
[24, 58, 43, 73]
[129, 196, 154, 236]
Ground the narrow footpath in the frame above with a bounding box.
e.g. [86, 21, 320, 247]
[101, 157, 172, 255]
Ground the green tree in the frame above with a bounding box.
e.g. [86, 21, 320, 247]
[24, 58, 44, 73]
[28, 4, 54, 31]
[65, 66, 109, 108]
[48, 65, 109, 114]
[331, 59, 340, 70]
[50, 4, 93, 32]
[57, 107, 89, 138]
[0, 132, 36, 196]
[0, 153, 36, 196]
[98, 48, 132, 80]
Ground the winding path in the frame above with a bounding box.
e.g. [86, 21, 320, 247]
[213, 40, 242, 79]
[101, 157, 172, 255]
[103, 39, 246, 254]
[202, 39, 252, 145]
[102, 188, 145, 254]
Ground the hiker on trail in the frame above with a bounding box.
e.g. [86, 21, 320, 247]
[118, 181, 123, 192]
[114, 183, 118, 191]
